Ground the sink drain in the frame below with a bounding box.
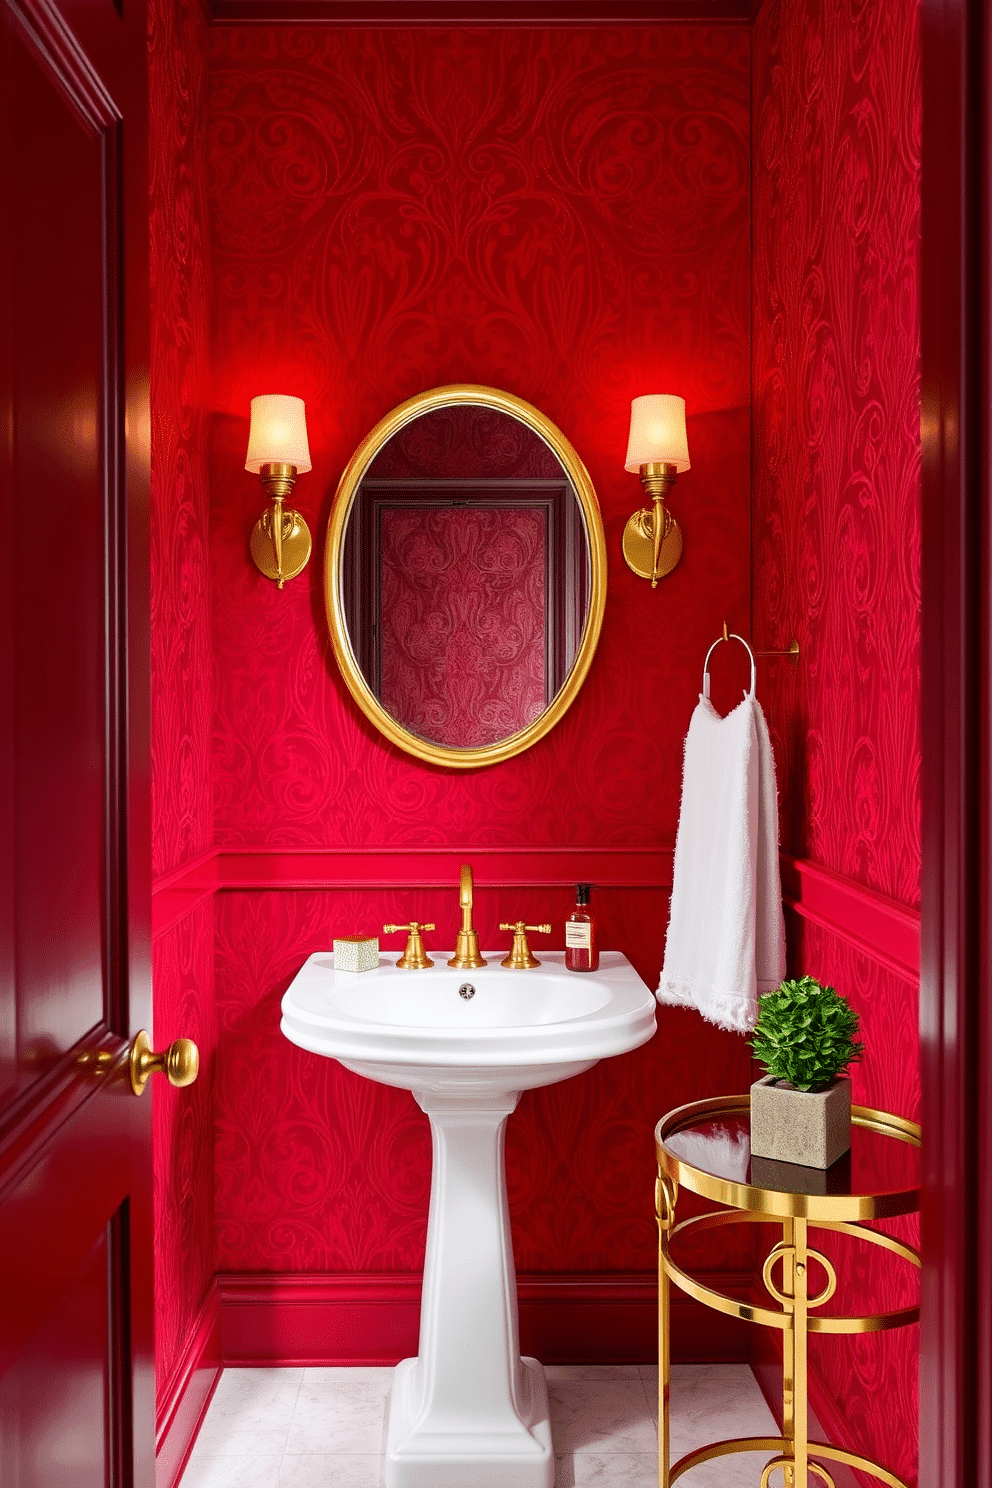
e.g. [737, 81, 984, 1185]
[459, 983, 476, 1000]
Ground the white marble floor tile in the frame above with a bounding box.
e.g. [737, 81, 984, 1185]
[180, 1360, 783, 1488]
[544, 1365, 642, 1382]
[666, 1363, 779, 1485]
[180, 1453, 284, 1488]
[299, 1367, 393, 1394]
[556, 1451, 659, 1486]
[188, 1420, 292, 1460]
[202, 1368, 304, 1430]
[549, 1378, 658, 1455]
[276, 1455, 383, 1487]
[283, 1369, 390, 1456]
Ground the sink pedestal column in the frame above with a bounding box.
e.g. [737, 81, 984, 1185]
[384, 1087, 554, 1488]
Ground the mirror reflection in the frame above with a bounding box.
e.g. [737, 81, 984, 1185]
[341, 403, 591, 751]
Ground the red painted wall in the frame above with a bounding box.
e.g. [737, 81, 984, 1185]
[148, 0, 217, 1425]
[752, 0, 921, 1479]
[204, 25, 755, 1280]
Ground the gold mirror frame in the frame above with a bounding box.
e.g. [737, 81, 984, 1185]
[324, 385, 608, 769]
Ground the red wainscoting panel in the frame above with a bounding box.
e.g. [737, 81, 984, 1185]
[752, 0, 922, 1479]
[151, 901, 219, 1438]
[212, 885, 755, 1278]
[153, 1288, 221, 1488]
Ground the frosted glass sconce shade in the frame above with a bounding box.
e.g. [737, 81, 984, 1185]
[624, 394, 690, 474]
[622, 394, 689, 589]
[245, 394, 312, 474]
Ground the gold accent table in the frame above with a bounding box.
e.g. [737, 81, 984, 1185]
[654, 1096, 921, 1488]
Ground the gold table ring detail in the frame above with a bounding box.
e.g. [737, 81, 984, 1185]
[762, 1456, 835, 1488]
[763, 1243, 838, 1310]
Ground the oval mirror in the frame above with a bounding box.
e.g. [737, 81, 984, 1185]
[325, 386, 607, 769]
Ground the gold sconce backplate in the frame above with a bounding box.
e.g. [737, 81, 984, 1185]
[251, 505, 312, 586]
[622, 505, 683, 583]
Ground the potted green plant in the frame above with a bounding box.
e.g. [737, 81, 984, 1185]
[749, 976, 864, 1169]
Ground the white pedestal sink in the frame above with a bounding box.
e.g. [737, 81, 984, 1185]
[281, 950, 656, 1488]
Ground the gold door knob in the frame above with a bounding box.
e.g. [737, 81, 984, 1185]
[128, 1029, 199, 1096]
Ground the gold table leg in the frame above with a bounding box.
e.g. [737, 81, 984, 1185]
[781, 1218, 796, 1487]
[656, 1170, 677, 1488]
[794, 1216, 809, 1488]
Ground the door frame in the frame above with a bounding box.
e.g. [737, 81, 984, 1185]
[920, 0, 992, 1483]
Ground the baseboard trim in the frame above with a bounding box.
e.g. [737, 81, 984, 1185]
[216, 1269, 752, 1366]
[155, 1287, 222, 1488]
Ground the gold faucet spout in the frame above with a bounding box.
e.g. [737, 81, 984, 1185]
[449, 864, 486, 969]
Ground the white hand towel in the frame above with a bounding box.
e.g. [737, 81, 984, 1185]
[657, 692, 785, 1033]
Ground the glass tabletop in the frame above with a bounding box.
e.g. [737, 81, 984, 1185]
[656, 1098, 920, 1219]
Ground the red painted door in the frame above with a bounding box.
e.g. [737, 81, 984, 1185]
[0, 0, 155, 1483]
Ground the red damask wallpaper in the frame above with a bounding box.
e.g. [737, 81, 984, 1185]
[202, 25, 755, 1284]
[752, 0, 921, 1478]
[367, 405, 564, 481]
[148, 0, 216, 1421]
[380, 506, 548, 747]
[206, 24, 753, 848]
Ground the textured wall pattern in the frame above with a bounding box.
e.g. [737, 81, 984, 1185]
[206, 25, 753, 848]
[149, 0, 213, 882]
[151, 902, 218, 1400]
[214, 887, 754, 1276]
[380, 507, 547, 747]
[752, 0, 921, 1478]
[148, 0, 215, 1418]
[752, 0, 921, 909]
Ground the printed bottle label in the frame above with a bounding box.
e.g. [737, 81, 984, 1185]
[565, 921, 591, 949]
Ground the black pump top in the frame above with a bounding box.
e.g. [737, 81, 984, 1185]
[576, 884, 591, 905]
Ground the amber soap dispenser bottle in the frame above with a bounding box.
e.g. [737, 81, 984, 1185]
[565, 883, 599, 972]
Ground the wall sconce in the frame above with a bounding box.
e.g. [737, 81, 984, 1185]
[246, 394, 313, 589]
[622, 394, 690, 588]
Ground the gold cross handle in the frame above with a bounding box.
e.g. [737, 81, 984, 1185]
[499, 921, 552, 970]
[383, 921, 436, 970]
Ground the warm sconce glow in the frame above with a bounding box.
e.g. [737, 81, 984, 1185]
[246, 394, 313, 589]
[622, 394, 689, 588]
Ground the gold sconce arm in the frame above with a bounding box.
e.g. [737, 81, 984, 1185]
[622, 462, 683, 588]
[250, 463, 312, 590]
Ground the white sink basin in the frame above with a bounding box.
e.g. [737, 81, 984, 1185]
[281, 950, 655, 1084]
[281, 950, 656, 1488]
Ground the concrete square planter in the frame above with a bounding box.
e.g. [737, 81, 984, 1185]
[750, 1074, 852, 1170]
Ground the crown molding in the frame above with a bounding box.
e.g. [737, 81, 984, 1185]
[209, 0, 750, 24]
